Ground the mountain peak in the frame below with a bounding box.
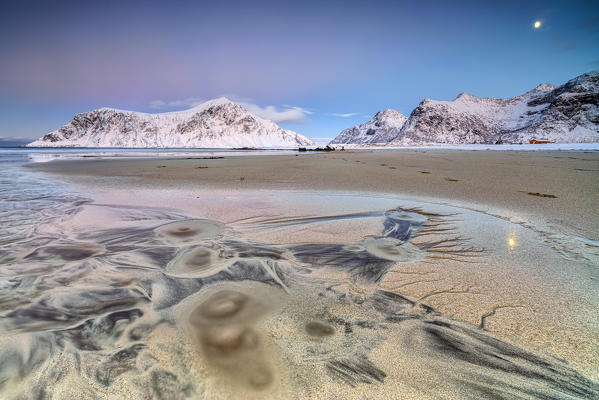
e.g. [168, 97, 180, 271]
[532, 83, 556, 92]
[374, 109, 403, 118]
[454, 92, 482, 102]
[187, 97, 236, 112]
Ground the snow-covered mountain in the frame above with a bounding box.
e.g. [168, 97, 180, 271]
[330, 109, 407, 144]
[331, 70, 598, 146]
[26, 98, 313, 148]
[390, 70, 599, 145]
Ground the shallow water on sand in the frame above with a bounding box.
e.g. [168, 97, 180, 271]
[0, 153, 598, 399]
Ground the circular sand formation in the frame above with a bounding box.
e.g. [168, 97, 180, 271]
[25, 242, 105, 262]
[305, 321, 336, 337]
[165, 246, 236, 278]
[188, 289, 274, 390]
[190, 290, 250, 324]
[247, 365, 273, 389]
[201, 325, 260, 359]
[154, 219, 224, 245]
[361, 237, 423, 262]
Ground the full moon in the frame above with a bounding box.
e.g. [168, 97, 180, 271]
[534, 21, 542, 29]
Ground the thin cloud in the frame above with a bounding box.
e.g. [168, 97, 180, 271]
[553, 39, 580, 52]
[149, 100, 166, 109]
[149, 96, 312, 123]
[240, 103, 312, 124]
[578, 16, 599, 33]
[331, 112, 358, 118]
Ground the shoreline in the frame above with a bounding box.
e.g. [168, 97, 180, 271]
[29, 149, 599, 240]
[10, 141, 599, 150]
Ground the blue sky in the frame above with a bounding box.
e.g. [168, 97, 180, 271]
[0, 0, 598, 144]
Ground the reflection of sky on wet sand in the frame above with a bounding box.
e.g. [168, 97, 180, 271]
[0, 155, 598, 398]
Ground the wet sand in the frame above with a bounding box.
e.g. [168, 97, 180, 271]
[31, 149, 599, 239]
[14, 149, 599, 397]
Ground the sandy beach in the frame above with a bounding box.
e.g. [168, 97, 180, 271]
[9, 149, 597, 398]
[32, 149, 599, 239]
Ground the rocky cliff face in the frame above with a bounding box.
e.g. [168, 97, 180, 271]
[330, 109, 407, 144]
[391, 70, 599, 145]
[27, 98, 313, 148]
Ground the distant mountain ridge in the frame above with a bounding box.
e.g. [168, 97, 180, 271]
[27, 98, 313, 148]
[331, 70, 599, 145]
[330, 109, 407, 144]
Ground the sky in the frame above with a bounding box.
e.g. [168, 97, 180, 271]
[0, 0, 598, 144]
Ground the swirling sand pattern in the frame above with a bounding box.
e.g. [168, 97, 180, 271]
[0, 155, 597, 399]
[0, 197, 597, 399]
